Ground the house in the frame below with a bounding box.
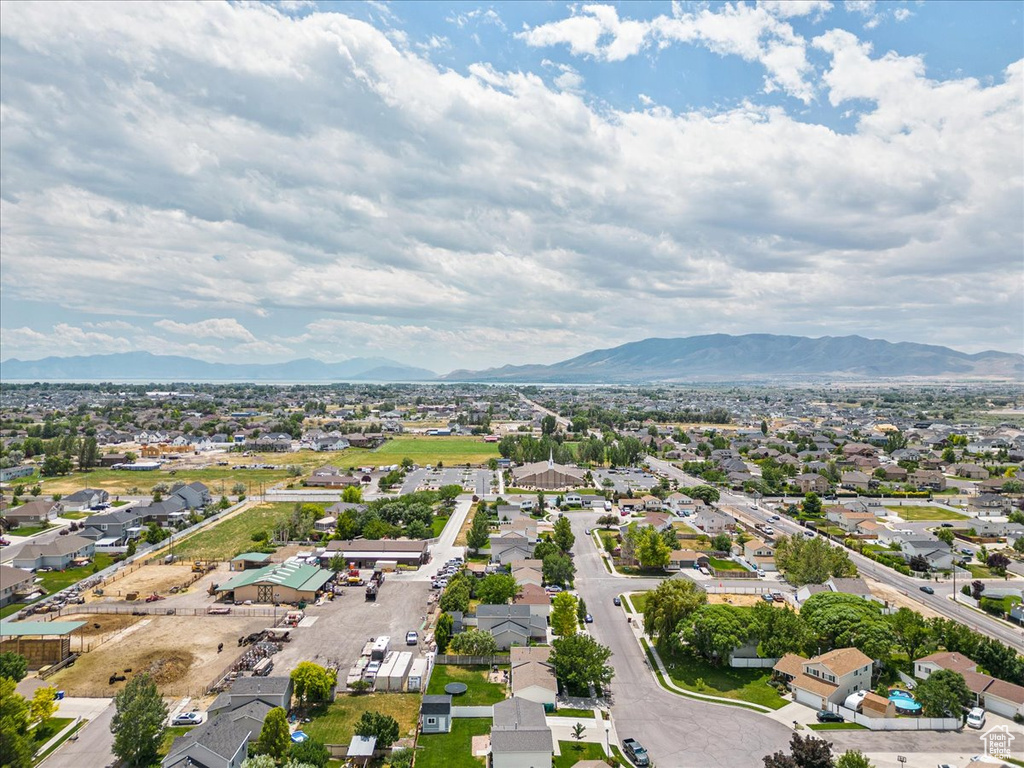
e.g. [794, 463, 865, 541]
[794, 473, 830, 494]
[254, 433, 292, 452]
[490, 697, 553, 768]
[61, 489, 109, 512]
[825, 508, 877, 533]
[971, 494, 1012, 517]
[322, 539, 429, 569]
[311, 436, 350, 452]
[666, 549, 705, 571]
[915, 651, 1024, 719]
[665, 493, 697, 515]
[167, 677, 294, 768]
[475, 605, 548, 649]
[4, 500, 62, 526]
[172, 481, 212, 509]
[510, 559, 544, 588]
[692, 508, 736, 534]
[214, 561, 334, 605]
[641, 495, 662, 511]
[305, 467, 361, 488]
[900, 538, 954, 570]
[489, 532, 535, 565]
[80, 509, 144, 545]
[563, 492, 583, 507]
[513, 583, 552, 622]
[12, 535, 95, 571]
[840, 471, 873, 491]
[878, 465, 908, 482]
[825, 577, 877, 602]
[617, 498, 645, 515]
[951, 464, 990, 480]
[419, 695, 452, 734]
[773, 648, 874, 710]
[0, 566, 34, 608]
[138, 497, 188, 525]
[909, 469, 947, 491]
[742, 539, 776, 572]
[314, 516, 336, 533]
[511, 456, 586, 490]
[510, 646, 557, 708]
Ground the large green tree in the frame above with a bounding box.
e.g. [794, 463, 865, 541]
[255, 707, 291, 760]
[475, 574, 519, 605]
[0, 677, 32, 768]
[110, 673, 168, 767]
[551, 592, 579, 637]
[0, 652, 28, 682]
[550, 633, 614, 695]
[887, 608, 933, 662]
[633, 525, 671, 569]
[773, 534, 856, 586]
[290, 662, 337, 704]
[683, 604, 754, 665]
[354, 710, 400, 749]
[643, 578, 708, 649]
[553, 515, 575, 553]
[448, 629, 499, 656]
[751, 603, 812, 659]
[542, 552, 576, 587]
[800, 593, 893, 661]
[435, 613, 454, 653]
[466, 511, 491, 554]
[915, 669, 972, 718]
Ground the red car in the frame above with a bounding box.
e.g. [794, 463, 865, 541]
[0, 538, 10, 547]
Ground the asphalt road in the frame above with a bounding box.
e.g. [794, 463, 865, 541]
[41, 700, 115, 768]
[569, 513, 794, 768]
[646, 458, 1024, 652]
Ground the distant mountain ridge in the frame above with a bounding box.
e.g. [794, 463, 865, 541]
[442, 334, 1024, 382]
[0, 351, 436, 382]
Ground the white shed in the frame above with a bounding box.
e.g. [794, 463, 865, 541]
[407, 658, 428, 692]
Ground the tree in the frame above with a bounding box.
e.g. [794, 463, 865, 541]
[435, 613, 454, 653]
[908, 554, 929, 573]
[449, 629, 499, 656]
[550, 633, 614, 695]
[438, 484, 462, 505]
[290, 662, 337, 704]
[467, 512, 490, 554]
[688, 485, 720, 504]
[711, 533, 732, 552]
[542, 552, 576, 587]
[232, 482, 247, 498]
[30, 686, 57, 728]
[597, 514, 619, 529]
[915, 669, 972, 717]
[800, 593, 892, 661]
[988, 552, 1011, 575]
[571, 721, 587, 751]
[802, 492, 822, 517]
[835, 750, 873, 768]
[773, 534, 856, 586]
[577, 597, 588, 625]
[751, 603, 812, 659]
[761, 419, 769, 436]
[354, 710, 400, 750]
[341, 485, 363, 503]
[439, 580, 472, 614]
[254, 707, 291, 760]
[887, 608, 932, 661]
[126, 539, 137, 557]
[553, 515, 575, 553]
[643, 579, 708, 649]
[936, 527, 955, 545]
[0, 677, 32, 768]
[971, 580, 985, 601]
[633, 525, 671, 569]
[683, 604, 754, 665]
[763, 733, 833, 768]
[475, 574, 518, 604]
[111, 673, 168, 767]
[0, 652, 28, 682]
[551, 592, 579, 636]
[541, 415, 557, 435]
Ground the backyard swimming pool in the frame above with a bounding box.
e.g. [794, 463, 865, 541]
[888, 689, 922, 714]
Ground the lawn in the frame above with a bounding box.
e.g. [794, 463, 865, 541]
[554, 741, 609, 767]
[9, 524, 54, 537]
[303, 693, 422, 745]
[59, 512, 92, 520]
[157, 725, 195, 760]
[432, 514, 450, 538]
[370, 436, 501, 467]
[655, 646, 788, 710]
[425, 665, 507, 706]
[1, 603, 27, 619]
[39, 466, 292, 496]
[552, 708, 596, 719]
[966, 564, 1016, 580]
[626, 592, 648, 615]
[706, 556, 745, 572]
[981, 595, 1021, 614]
[37, 554, 114, 594]
[807, 722, 867, 731]
[415, 717, 490, 768]
[596, 530, 619, 553]
[169, 502, 310, 561]
[885, 505, 967, 521]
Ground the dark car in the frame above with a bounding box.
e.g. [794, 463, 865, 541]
[920, 586, 935, 595]
[622, 738, 650, 766]
[816, 710, 844, 723]
[941, 523, 954, 528]
[585, 613, 593, 623]
[613, 596, 622, 606]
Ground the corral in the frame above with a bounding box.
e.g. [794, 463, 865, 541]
[87, 563, 208, 602]
[48, 614, 266, 697]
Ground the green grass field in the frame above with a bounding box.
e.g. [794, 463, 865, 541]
[626, 592, 647, 615]
[425, 665, 507, 706]
[432, 514, 450, 538]
[368, 436, 500, 466]
[807, 722, 867, 731]
[39, 466, 291, 496]
[415, 717, 490, 768]
[169, 502, 313, 561]
[8, 524, 54, 537]
[886, 505, 967, 521]
[656, 646, 788, 710]
[554, 741, 609, 767]
[36, 553, 114, 594]
[551, 708, 595, 718]
[303, 693, 421, 745]
[157, 725, 195, 760]
[707, 556, 745, 571]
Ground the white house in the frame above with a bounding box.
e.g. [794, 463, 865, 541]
[773, 648, 874, 710]
[915, 651, 1024, 720]
[490, 697, 552, 768]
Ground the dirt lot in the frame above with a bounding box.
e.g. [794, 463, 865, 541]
[52, 614, 266, 697]
[74, 614, 141, 637]
[707, 593, 776, 608]
[88, 564, 207, 602]
[867, 578, 944, 619]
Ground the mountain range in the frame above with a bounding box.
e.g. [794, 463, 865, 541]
[0, 351, 436, 382]
[1, 334, 1021, 383]
[441, 334, 1024, 382]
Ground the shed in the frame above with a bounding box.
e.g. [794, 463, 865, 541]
[384, 651, 413, 692]
[347, 734, 376, 766]
[407, 658, 428, 692]
[230, 552, 272, 572]
[0, 620, 85, 669]
[420, 694, 452, 733]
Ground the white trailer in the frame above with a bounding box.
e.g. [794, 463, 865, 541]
[407, 658, 428, 692]
[371, 636, 391, 661]
[374, 652, 398, 690]
[384, 651, 413, 692]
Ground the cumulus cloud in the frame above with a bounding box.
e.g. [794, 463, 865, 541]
[0, 1, 1020, 368]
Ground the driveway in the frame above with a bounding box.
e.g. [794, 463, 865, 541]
[569, 513, 794, 768]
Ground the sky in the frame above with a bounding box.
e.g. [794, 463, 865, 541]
[0, 0, 1022, 375]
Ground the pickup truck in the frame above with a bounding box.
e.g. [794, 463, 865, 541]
[622, 738, 650, 767]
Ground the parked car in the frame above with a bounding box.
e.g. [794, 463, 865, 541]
[761, 593, 775, 602]
[622, 738, 650, 767]
[919, 586, 935, 595]
[0, 538, 9, 547]
[941, 523, 955, 528]
[966, 707, 986, 729]
[406, 631, 419, 646]
[585, 614, 593, 623]
[816, 710, 844, 723]
[171, 712, 202, 726]
[613, 596, 621, 606]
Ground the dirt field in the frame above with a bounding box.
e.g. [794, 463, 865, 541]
[89, 564, 205, 602]
[866, 579, 944, 619]
[52, 614, 266, 697]
[74, 614, 141, 637]
[707, 593, 775, 608]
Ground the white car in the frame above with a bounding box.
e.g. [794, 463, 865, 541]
[966, 707, 986, 729]
[406, 631, 419, 645]
[171, 712, 202, 726]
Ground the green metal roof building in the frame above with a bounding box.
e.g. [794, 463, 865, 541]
[215, 561, 334, 604]
[0, 620, 86, 669]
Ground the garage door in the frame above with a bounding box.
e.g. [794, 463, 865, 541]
[983, 696, 1017, 719]
[795, 687, 823, 709]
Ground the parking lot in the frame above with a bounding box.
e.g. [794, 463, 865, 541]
[591, 468, 659, 494]
[400, 467, 495, 496]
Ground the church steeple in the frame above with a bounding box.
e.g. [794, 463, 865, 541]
[548, 448, 554, 468]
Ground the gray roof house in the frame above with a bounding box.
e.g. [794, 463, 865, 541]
[80, 509, 144, 544]
[137, 497, 188, 525]
[491, 697, 552, 768]
[692, 508, 736, 534]
[0, 565, 34, 608]
[61, 489, 109, 512]
[489, 532, 536, 565]
[475, 604, 548, 650]
[172, 481, 212, 509]
[12, 535, 95, 571]
[901, 539, 954, 570]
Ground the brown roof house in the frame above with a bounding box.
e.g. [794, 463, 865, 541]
[510, 646, 558, 709]
[915, 651, 1024, 720]
[773, 648, 874, 711]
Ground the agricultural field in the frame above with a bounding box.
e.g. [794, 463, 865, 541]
[38, 465, 290, 496]
[303, 693, 421, 746]
[168, 502, 314, 561]
[884, 505, 967, 521]
[370, 436, 500, 467]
